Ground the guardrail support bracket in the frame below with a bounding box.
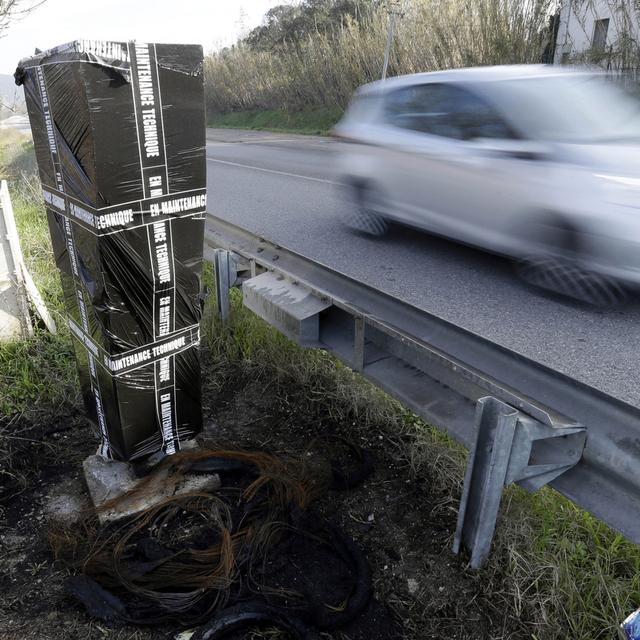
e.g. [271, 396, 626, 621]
[453, 396, 586, 568]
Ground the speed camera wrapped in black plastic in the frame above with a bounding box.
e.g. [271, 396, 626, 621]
[15, 41, 206, 461]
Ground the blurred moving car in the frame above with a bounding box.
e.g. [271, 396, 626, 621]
[333, 65, 640, 305]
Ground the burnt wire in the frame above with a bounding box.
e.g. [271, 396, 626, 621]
[56, 445, 376, 630]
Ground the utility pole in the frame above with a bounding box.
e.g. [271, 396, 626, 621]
[382, 0, 402, 80]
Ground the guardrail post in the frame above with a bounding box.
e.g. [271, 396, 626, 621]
[213, 249, 236, 322]
[353, 316, 365, 372]
[453, 398, 517, 568]
[454, 396, 586, 568]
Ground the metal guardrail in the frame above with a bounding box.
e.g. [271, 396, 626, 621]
[205, 214, 640, 565]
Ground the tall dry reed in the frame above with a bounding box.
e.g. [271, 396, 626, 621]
[204, 0, 556, 114]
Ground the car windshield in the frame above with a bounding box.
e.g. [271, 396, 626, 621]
[485, 75, 640, 144]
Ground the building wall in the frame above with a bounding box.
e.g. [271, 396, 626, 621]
[554, 0, 640, 67]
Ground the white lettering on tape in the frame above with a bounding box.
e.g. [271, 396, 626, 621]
[160, 392, 175, 454]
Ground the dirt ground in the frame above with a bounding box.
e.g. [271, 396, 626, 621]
[0, 353, 533, 640]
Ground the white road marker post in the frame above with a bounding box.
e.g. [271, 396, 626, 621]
[0, 180, 32, 339]
[0, 180, 56, 338]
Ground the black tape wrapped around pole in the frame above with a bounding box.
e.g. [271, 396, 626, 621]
[16, 40, 206, 461]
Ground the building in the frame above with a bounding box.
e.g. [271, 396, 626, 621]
[553, 0, 640, 71]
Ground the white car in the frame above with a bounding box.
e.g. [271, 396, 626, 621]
[333, 65, 640, 304]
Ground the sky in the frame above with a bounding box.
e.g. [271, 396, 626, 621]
[0, 0, 285, 74]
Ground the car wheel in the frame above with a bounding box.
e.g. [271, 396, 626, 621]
[516, 215, 627, 307]
[516, 256, 627, 307]
[345, 182, 389, 237]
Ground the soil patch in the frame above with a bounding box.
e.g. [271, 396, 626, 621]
[0, 356, 531, 639]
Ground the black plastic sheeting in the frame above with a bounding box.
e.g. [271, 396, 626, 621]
[189, 602, 318, 640]
[16, 41, 206, 461]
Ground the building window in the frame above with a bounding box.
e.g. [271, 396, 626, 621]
[592, 18, 610, 52]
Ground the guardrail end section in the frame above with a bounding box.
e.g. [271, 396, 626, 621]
[242, 271, 331, 346]
[453, 396, 585, 569]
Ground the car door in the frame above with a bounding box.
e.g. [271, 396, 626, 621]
[375, 81, 534, 251]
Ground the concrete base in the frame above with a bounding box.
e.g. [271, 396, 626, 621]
[83, 453, 220, 523]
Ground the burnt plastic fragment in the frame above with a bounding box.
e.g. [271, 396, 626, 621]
[65, 575, 127, 624]
[191, 602, 317, 640]
[187, 456, 259, 477]
[306, 521, 373, 629]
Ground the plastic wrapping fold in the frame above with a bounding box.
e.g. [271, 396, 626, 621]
[16, 41, 206, 461]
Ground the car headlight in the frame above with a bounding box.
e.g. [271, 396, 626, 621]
[595, 174, 640, 188]
[595, 174, 640, 208]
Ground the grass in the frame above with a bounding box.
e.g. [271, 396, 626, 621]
[0, 133, 638, 639]
[201, 285, 640, 640]
[208, 107, 343, 135]
[0, 133, 80, 507]
[0, 133, 79, 472]
[497, 486, 640, 639]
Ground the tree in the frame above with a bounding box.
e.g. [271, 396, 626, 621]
[0, 0, 44, 38]
[244, 0, 380, 51]
[0, 0, 44, 115]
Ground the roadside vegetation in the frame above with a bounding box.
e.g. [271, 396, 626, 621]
[0, 131, 79, 506]
[0, 131, 77, 420]
[204, 0, 558, 132]
[208, 107, 342, 135]
[1, 130, 639, 637]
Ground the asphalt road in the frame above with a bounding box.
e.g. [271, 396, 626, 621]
[206, 128, 640, 408]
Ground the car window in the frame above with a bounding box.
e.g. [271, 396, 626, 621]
[384, 83, 514, 140]
[484, 76, 640, 144]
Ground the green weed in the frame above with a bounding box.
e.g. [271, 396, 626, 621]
[0, 136, 77, 422]
[208, 107, 343, 135]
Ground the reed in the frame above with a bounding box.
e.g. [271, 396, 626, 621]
[204, 0, 555, 116]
